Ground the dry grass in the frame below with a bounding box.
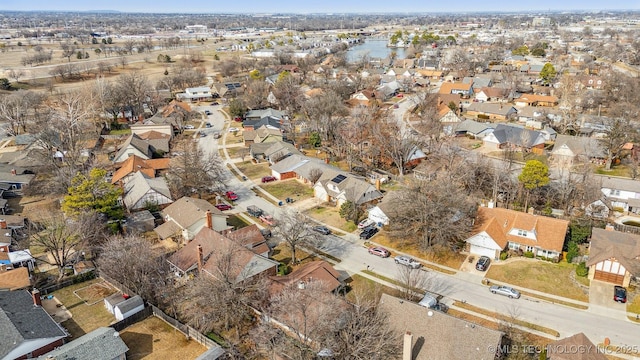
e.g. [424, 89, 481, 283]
[270, 242, 317, 271]
[235, 161, 272, 179]
[74, 281, 119, 305]
[372, 232, 465, 270]
[225, 146, 250, 159]
[53, 278, 115, 338]
[120, 316, 206, 360]
[344, 274, 406, 303]
[303, 205, 357, 233]
[486, 260, 589, 302]
[260, 179, 314, 201]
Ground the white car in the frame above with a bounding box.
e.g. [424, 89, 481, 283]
[228, 127, 239, 132]
[183, 124, 195, 129]
[358, 218, 375, 229]
[490, 285, 521, 299]
[394, 255, 422, 269]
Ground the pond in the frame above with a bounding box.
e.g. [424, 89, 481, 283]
[347, 39, 406, 63]
[622, 220, 640, 227]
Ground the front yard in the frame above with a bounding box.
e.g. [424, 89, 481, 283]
[303, 205, 357, 233]
[52, 278, 116, 338]
[235, 161, 272, 179]
[260, 179, 314, 201]
[486, 259, 589, 302]
[371, 231, 466, 270]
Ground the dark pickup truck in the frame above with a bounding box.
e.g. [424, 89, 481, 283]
[247, 205, 264, 217]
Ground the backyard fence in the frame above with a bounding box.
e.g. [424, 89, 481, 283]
[613, 222, 640, 236]
[40, 270, 97, 295]
[110, 306, 153, 332]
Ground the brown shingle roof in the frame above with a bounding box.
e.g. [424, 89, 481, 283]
[379, 293, 503, 360]
[547, 333, 607, 360]
[474, 207, 569, 252]
[161, 197, 223, 230]
[226, 224, 269, 255]
[586, 228, 640, 276]
[0, 267, 31, 290]
[269, 260, 342, 295]
[111, 155, 170, 184]
[439, 82, 472, 95]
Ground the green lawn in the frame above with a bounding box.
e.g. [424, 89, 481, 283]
[235, 161, 272, 179]
[486, 259, 589, 302]
[260, 179, 314, 201]
[227, 214, 250, 229]
[595, 166, 632, 178]
[52, 278, 116, 338]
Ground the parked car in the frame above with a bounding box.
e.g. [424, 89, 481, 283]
[259, 214, 276, 226]
[359, 226, 379, 240]
[247, 205, 263, 217]
[205, 122, 212, 128]
[261, 176, 277, 183]
[358, 218, 375, 229]
[229, 127, 239, 132]
[368, 246, 390, 258]
[394, 255, 421, 269]
[215, 204, 232, 211]
[225, 191, 238, 201]
[204, 110, 211, 115]
[417, 293, 447, 312]
[183, 124, 195, 129]
[260, 228, 272, 238]
[614, 286, 627, 303]
[234, 116, 243, 122]
[210, 102, 219, 105]
[213, 132, 221, 139]
[490, 285, 521, 299]
[312, 225, 331, 235]
[199, 132, 207, 137]
[475, 256, 491, 271]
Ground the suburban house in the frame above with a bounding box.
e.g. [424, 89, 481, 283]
[250, 141, 302, 163]
[474, 87, 506, 102]
[514, 94, 559, 107]
[347, 89, 382, 107]
[482, 123, 546, 154]
[269, 154, 332, 183]
[465, 206, 569, 260]
[134, 130, 171, 155]
[122, 172, 173, 211]
[130, 122, 174, 138]
[104, 293, 145, 321]
[586, 228, 640, 286]
[466, 103, 517, 121]
[0, 164, 35, 193]
[245, 108, 285, 121]
[453, 119, 495, 139]
[242, 116, 282, 131]
[111, 155, 170, 185]
[379, 293, 504, 360]
[313, 169, 383, 207]
[550, 134, 606, 168]
[39, 327, 129, 360]
[599, 176, 640, 214]
[167, 227, 279, 283]
[225, 224, 271, 257]
[546, 333, 607, 360]
[176, 86, 213, 102]
[154, 197, 229, 241]
[0, 289, 68, 360]
[268, 260, 343, 295]
[366, 191, 401, 226]
[112, 134, 154, 163]
[439, 82, 474, 98]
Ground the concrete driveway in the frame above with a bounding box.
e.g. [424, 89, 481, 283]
[589, 280, 628, 319]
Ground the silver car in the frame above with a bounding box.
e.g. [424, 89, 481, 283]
[394, 255, 422, 269]
[490, 285, 521, 299]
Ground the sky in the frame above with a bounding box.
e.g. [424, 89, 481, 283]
[0, 0, 638, 14]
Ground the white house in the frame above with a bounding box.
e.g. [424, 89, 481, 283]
[176, 86, 213, 102]
[599, 176, 640, 214]
[154, 197, 229, 241]
[122, 172, 173, 211]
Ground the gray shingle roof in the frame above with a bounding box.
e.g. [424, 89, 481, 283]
[115, 295, 144, 315]
[490, 123, 545, 148]
[0, 290, 67, 359]
[161, 197, 223, 230]
[586, 228, 640, 276]
[38, 327, 129, 360]
[123, 172, 172, 210]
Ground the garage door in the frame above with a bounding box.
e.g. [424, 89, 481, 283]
[470, 245, 496, 259]
[594, 270, 624, 285]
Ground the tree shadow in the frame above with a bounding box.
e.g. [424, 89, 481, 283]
[60, 318, 85, 339]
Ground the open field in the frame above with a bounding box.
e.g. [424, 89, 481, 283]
[486, 259, 589, 302]
[120, 316, 207, 360]
[235, 161, 272, 179]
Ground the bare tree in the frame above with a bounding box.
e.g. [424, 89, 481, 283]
[271, 74, 303, 113]
[29, 213, 103, 281]
[0, 90, 45, 135]
[60, 41, 77, 62]
[302, 90, 348, 144]
[7, 69, 25, 83]
[243, 79, 270, 110]
[97, 234, 169, 302]
[271, 209, 317, 264]
[167, 138, 227, 198]
[600, 117, 633, 170]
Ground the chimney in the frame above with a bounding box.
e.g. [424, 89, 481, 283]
[197, 245, 204, 274]
[205, 210, 213, 230]
[403, 331, 413, 360]
[32, 288, 42, 306]
[0, 219, 6, 229]
[375, 179, 381, 191]
[487, 200, 494, 208]
[0, 264, 6, 273]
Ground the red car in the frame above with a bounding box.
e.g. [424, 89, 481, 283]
[259, 214, 276, 226]
[215, 204, 232, 211]
[234, 116, 243, 122]
[225, 191, 238, 201]
[261, 176, 277, 183]
[368, 246, 390, 258]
